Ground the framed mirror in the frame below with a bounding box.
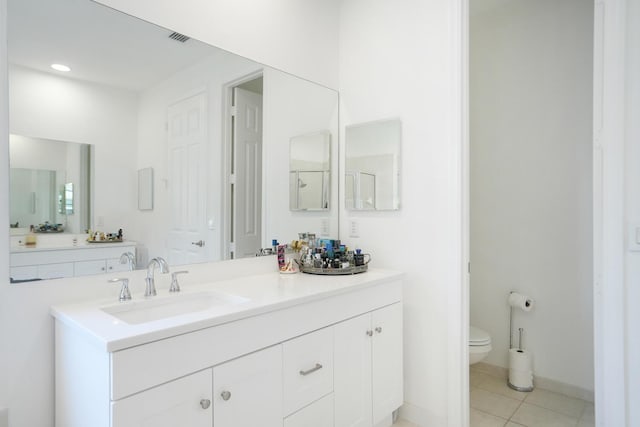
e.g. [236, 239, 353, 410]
[345, 119, 401, 211]
[7, 0, 339, 280]
[289, 131, 331, 211]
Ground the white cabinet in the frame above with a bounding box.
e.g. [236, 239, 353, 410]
[334, 303, 403, 427]
[111, 369, 213, 427]
[10, 243, 136, 281]
[213, 345, 282, 427]
[54, 275, 403, 427]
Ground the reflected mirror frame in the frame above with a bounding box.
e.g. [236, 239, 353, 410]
[289, 130, 331, 211]
[344, 118, 401, 211]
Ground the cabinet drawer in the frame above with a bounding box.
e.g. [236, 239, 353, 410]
[38, 262, 74, 279]
[284, 393, 334, 427]
[283, 327, 334, 416]
[75, 260, 107, 276]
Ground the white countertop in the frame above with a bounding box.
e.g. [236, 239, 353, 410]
[11, 240, 136, 253]
[51, 268, 403, 352]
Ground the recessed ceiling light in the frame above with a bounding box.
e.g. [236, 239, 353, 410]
[51, 63, 71, 72]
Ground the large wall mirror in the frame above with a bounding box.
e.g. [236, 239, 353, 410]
[345, 119, 401, 210]
[7, 0, 339, 281]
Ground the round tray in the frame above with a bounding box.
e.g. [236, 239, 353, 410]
[298, 263, 368, 275]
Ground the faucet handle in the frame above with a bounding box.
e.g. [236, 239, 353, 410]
[169, 270, 189, 293]
[109, 278, 132, 302]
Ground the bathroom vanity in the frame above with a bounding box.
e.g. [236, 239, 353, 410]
[10, 241, 136, 281]
[52, 268, 403, 427]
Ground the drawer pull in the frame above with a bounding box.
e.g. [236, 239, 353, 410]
[200, 399, 211, 409]
[299, 363, 323, 376]
[220, 390, 231, 401]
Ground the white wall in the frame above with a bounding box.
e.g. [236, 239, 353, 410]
[625, 0, 640, 423]
[9, 65, 139, 237]
[470, 0, 594, 393]
[339, 0, 464, 425]
[94, 0, 340, 90]
[0, 0, 9, 413]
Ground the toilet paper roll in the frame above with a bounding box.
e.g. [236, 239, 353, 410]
[508, 348, 534, 390]
[508, 292, 534, 312]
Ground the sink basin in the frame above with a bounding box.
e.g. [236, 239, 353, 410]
[101, 291, 250, 325]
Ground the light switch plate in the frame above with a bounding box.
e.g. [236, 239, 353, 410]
[349, 219, 359, 238]
[320, 218, 330, 236]
[628, 222, 640, 252]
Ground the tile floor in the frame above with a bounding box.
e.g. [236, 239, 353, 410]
[470, 368, 595, 427]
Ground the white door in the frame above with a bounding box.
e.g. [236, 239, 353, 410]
[111, 369, 213, 427]
[371, 303, 404, 424]
[213, 345, 282, 427]
[167, 93, 208, 265]
[334, 313, 373, 427]
[232, 87, 263, 258]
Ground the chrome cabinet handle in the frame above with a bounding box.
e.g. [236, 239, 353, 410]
[299, 363, 323, 376]
[200, 399, 211, 409]
[220, 390, 231, 401]
[366, 330, 373, 337]
[375, 327, 383, 333]
[191, 240, 205, 247]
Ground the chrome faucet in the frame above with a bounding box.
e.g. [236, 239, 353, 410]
[119, 252, 136, 271]
[145, 257, 169, 297]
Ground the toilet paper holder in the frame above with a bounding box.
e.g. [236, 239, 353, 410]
[508, 291, 533, 349]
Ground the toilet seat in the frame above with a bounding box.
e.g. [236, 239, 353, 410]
[469, 326, 491, 346]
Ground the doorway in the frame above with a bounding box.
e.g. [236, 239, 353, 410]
[468, 0, 594, 425]
[224, 74, 264, 259]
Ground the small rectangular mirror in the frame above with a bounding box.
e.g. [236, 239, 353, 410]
[138, 167, 154, 211]
[289, 131, 331, 211]
[345, 119, 401, 210]
[63, 183, 74, 215]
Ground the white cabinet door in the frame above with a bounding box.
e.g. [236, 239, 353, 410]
[75, 259, 107, 276]
[213, 345, 282, 427]
[107, 258, 130, 273]
[334, 303, 403, 427]
[111, 369, 212, 427]
[334, 313, 372, 427]
[371, 303, 403, 424]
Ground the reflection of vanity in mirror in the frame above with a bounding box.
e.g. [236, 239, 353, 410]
[289, 131, 331, 211]
[345, 119, 401, 211]
[7, 0, 339, 280]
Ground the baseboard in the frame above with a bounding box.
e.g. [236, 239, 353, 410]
[398, 401, 424, 426]
[471, 362, 594, 402]
[0, 408, 8, 427]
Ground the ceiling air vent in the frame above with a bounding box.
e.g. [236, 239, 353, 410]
[168, 32, 190, 43]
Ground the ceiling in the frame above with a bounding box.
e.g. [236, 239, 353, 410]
[8, 0, 217, 92]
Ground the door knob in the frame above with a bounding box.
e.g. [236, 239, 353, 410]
[220, 390, 231, 401]
[191, 240, 205, 247]
[375, 327, 383, 333]
[366, 330, 373, 337]
[200, 399, 211, 409]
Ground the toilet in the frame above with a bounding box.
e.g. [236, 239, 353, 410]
[469, 326, 492, 365]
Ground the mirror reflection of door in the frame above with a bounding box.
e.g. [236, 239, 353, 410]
[344, 171, 376, 210]
[230, 79, 263, 259]
[167, 93, 208, 265]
